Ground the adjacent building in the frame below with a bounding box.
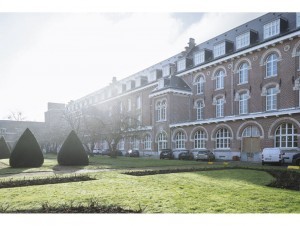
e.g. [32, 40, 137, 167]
[64, 12, 300, 161]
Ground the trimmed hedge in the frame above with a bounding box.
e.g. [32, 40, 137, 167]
[57, 130, 89, 166]
[0, 136, 10, 159]
[9, 128, 44, 168]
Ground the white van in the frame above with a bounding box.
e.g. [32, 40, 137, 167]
[262, 148, 285, 165]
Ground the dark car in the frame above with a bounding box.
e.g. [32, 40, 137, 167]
[292, 153, 300, 166]
[195, 150, 215, 161]
[125, 150, 140, 157]
[178, 150, 194, 160]
[160, 149, 174, 160]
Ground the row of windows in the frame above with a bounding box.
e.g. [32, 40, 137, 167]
[195, 52, 281, 95]
[171, 123, 298, 150]
[112, 123, 298, 151]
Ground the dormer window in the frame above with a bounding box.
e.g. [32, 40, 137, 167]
[236, 32, 250, 49]
[194, 51, 205, 65]
[162, 65, 170, 77]
[213, 42, 225, 58]
[263, 18, 289, 40]
[158, 79, 164, 89]
[177, 58, 186, 72]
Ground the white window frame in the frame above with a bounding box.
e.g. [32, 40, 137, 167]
[194, 51, 205, 65]
[194, 130, 206, 149]
[155, 100, 167, 122]
[216, 128, 231, 149]
[130, 136, 139, 150]
[162, 65, 170, 77]
[238, 63, 249, 84]
[143, 135, 152, 150]
[266, 53, 278, 78]
[275, 123, 298, 148]
[196, 76, 205, 94]
[215, 70, 225, 90]
[158, 132, 168, 151]
[236, 32, 250, 50]
[216, 97, 224, 118]
[196, 100, 204, 120]
[239, 93, 248, 115]
[213, 42, 225, 58]
[264, 19, 280, 39]
[266, 87, 277, 111]
[128, 99, 131, 112]
[117, 138, 125, 150]
[136, 96, 141, 109]
[177, 58, 186, 72]
[174, 131, 186, 150]
[242, 126, 260, 137]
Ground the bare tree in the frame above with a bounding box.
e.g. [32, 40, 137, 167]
[8, 111, 26, 121]
[82, 103, 143, 158]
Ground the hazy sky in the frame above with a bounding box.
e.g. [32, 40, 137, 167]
[0, 12, 264, 122]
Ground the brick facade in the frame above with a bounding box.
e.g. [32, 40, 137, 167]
[66, 13, 300, 161]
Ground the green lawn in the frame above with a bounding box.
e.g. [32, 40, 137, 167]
[0, 156, 299, 213]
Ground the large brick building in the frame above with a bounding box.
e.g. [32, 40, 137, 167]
[66, 12, 300, 162]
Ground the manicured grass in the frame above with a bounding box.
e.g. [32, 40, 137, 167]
[1, 155, 299, 213]
[0, 169, 299, 213]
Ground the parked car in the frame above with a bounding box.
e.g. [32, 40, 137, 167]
[125, 150, 140, 157]
[262, 148, 285, 165]
[292, 153, 300, 166]
[178, 150, 194, 160]
[160, 149, 174, 160]
[101, 150, 111, 156]
[195, 150, 215, 161]
[92, 149, 102, 155]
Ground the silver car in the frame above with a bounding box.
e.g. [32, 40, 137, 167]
[195, 150, 215, 161]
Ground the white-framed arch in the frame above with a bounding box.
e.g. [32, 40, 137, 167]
[292, 39, 300, 57]
[189, 126, 209, 141]
[268, 117, 300, 139]
[261, 82, 280, 96]
[234, 88, 251, 101]
[211, 65, 227, 80]
[236, 120, 264, 140]
[193, 72, 206, 84]
[233, 57, 252, 73]
[212, 93, 226, 105]
[171, 128, 188, 142]
[211, 123, 234, 141]
[259, 47, 282, 66]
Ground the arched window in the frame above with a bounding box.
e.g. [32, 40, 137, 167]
[238, 63, 248, 84]
[266, 87, 277, 111]
[215, 70, 225, 89]
[242, 126, 260, 137]
[239, 92, 248, 115]
[196, 76, 205, 94]
[194, 130, 206, 149]
[196, 100, 204, 120]
[216, 128, 231, 149]
[174, 131, 186, 149]
[266, 53, 278, 78]
[158, 132, 168, 151]
[275, 123, 298, 148]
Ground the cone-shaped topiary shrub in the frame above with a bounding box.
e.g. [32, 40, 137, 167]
[57, 130, 89, 166]
[9, 128, 44, 168]
[0, 136, 11, 159]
